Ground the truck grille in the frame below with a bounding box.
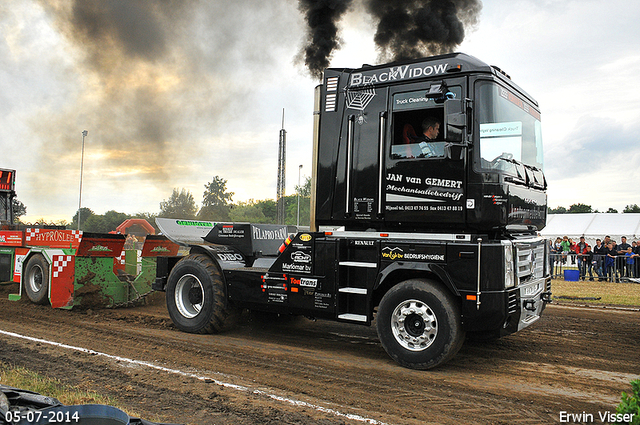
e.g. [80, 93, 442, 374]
[514, 241, 545, 283]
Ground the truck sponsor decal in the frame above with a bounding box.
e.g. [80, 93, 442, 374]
[387, 175, 463, 190]
[382, 246, 446, 262]
[0, 231, 23, 246]
[385, 172, 464, 213]
[354, 240, 375, 246]
[291, 251, 311, 263]
[485, 194, 507, 205]
[386, 174, 463, 203]
[217, 253, 244, 262]
[176, 220, 214, 227]
[382, 247, 404, 260]
[141, 237, 180, 257]
[13, 249, 28, 281]
[218, 226, 245, 239]
[500, 87, 541, 120]
[150, 246, 171, 253]
[290, 276, 318, 289]
[88, 245, 112, 253]
[386, 191, 462, 203]
[393, 92, 430, 109]
[289, 277, 319, 296]
[25, 229, 82, 247]
[282, 262, 311, 273]
[252, 226, 288, 240]
[404, 252, 445, 261]
[349, 63, 448, 87]
[353, 197, 374, 217]
[392, 90, 455, 111]
[268, 292, 287, 304]
[266, 282, 288, 303]
[314, 292, 331, 309]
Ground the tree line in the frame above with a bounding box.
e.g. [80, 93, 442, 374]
[13, 178, 639, 232]
[14, 176, 311, 233]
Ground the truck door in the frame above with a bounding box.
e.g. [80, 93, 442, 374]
[342, 85, 389, 223]
[384, 79, 467, 230]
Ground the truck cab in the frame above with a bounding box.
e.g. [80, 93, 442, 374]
[313, 53, 546, 234]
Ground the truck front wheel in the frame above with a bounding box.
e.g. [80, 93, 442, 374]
[23, 254, 50, 305]
[376, 279, 465, 370]
[166, 253, 237, 334]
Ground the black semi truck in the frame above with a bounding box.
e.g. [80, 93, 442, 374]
[154, 52, 551, 370]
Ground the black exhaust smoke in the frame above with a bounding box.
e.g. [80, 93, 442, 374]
[298, 0, 354, 79]
[31, 0, 196, 187]
[299, 0, 482, 78]
[366, 0, 482, 62]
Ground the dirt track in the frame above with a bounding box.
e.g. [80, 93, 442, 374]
[0, 283, 638, 425]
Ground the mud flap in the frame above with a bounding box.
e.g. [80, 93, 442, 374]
[49, 254, 75, 308]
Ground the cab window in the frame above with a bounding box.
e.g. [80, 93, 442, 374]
[390, 87, 461, 160]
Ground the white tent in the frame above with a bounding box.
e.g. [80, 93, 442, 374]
[541, 213, 640, 245]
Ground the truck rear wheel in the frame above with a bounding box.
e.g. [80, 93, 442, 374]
[376, 279, 465, 370]
[23, 254, 50, 305]
[166, 253, 237, 334]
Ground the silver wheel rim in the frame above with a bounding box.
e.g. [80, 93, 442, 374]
[27, 264, 44, 294]
[175, 274, 204, 319]
[391, 299, 438, 351]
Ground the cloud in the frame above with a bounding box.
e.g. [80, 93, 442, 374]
[3, 0, 311, 221]
[545, 116, 640, 180]
[545, 115, 640, 211]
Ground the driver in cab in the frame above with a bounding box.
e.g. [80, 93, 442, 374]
[417, 117, 444, 158]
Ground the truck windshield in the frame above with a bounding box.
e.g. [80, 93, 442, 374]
[476, 81, 543, 178]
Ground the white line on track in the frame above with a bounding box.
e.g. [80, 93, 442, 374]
[0, 329, 388, 425]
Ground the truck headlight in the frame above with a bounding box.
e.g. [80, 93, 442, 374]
[503, 241, 516, 288]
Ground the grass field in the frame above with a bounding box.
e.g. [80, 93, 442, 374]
[0, 363, 116, 406]
[0, 363, 157, 420]
[552, 278, 640, 307]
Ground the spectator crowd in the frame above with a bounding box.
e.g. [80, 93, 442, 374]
[550, 235, 640, 282]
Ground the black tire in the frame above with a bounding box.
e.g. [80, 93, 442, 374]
[376, 279, 465, 370]
[166, 253, 237, 334]
[23, 254, 50, 305]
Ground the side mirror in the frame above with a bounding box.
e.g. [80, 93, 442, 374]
[444, 98, 465, 142]
[425, 81, 447, 99]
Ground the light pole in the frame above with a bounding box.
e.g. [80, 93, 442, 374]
[297, 164, 303, 227]
[78, 130, 88, 231]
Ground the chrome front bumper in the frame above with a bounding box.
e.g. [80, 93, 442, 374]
[517, 277, 551, 331]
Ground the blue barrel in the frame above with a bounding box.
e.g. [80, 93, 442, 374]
[564, 269, 580, 281]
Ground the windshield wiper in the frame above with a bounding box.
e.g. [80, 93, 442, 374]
[521, 163, 547, 190]
[494, 156, 546, 190]
[493, 156, 527, 183]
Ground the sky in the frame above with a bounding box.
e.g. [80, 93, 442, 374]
[1, 0, 639, 224]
